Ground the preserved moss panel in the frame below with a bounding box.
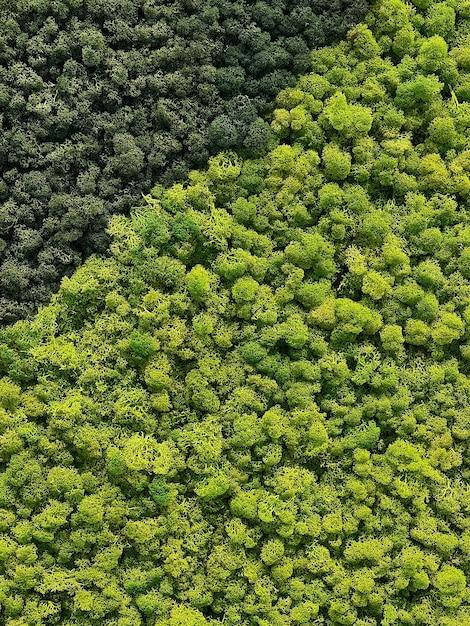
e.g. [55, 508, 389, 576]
[1, 0, 470, 623]
[0, 0, 370, 324]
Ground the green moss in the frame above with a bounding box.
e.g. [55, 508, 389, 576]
[0, 0, 468, 623]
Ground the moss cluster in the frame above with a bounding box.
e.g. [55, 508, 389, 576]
[0, 0, 369, 323]
[0, 0, 469, 624]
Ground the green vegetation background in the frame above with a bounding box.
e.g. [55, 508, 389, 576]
[0, 0, 469, 624]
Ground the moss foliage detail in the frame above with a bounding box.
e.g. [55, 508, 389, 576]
[0, 0, 470, 624]
[0, 0, 369, 323]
